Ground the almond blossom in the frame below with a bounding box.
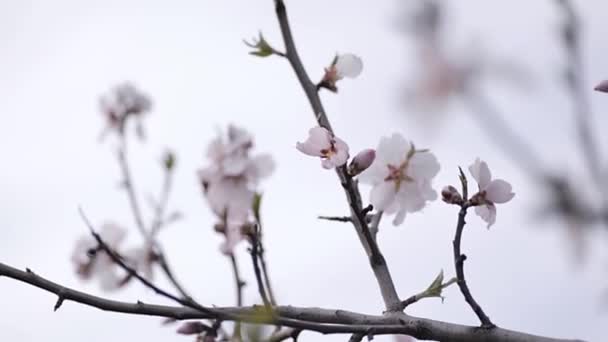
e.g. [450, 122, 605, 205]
[71, 222, 127, 291]
[296, 126, 349, 169]
[468, 158, 515, 228]
[198, 124, 274, 253]
[359, 133, 440, 225]
[320, 53, 363, 92]
[99, 82, 151, 137]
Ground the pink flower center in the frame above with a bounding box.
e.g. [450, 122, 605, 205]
[320, 139, 338, 159]
[385, 160, 413, 191]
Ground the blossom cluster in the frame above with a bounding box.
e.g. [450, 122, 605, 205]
[198, 125, 275, 255]
[99, 82, 151, 138]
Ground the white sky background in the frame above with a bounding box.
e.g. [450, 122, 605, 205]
[0, 0, 607, 341]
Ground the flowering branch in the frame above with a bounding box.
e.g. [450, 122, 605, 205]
[0, 261, 583, 341]
[273, 0, 401, 312]
[452, 168, 495, 328]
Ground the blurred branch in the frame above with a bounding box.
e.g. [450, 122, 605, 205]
[0, 261, 583, 341]
[230, 254, 245, 307]
[250, 232, 271, 307]
[273, 0, 401, 312]
[117, 140, 148, 239]
[554, 0, 608, 226]
[463, 89, 545, 181]
[230, 254, 245, 339]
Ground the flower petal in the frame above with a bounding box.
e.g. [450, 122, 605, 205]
[485, 179, 515, 204]
[296, 126, 332, 157]
[370, 181, 396, 211]
[408, 151, 440, 180]
[330, 137, 350, 167]
[474, 204, 497, 228]
[335, 54, 363, 79]
[468, 158, 491, 189]
[392, 208, 407, 226]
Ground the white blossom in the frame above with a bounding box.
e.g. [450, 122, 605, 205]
[334, 53, 363, 79]
[359, 133, 440, 225]
[198, 124, 274, 253]
[320, 53, 363, 91]
[468, 158, 515, 228]
[296, 126, 349, 169]
[99, 82, 151, 132]
[71, 223, 127, 291]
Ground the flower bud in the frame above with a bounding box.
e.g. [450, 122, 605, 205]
[318, 53, 363, 92]
[441, 185, 463, 205]
[348, 149, 376, 176]
[594, 80, 608, 93]
[177, 321, 207, 335]
[162, 150, 176, 171]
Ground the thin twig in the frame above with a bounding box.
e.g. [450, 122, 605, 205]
[318, 215, 352, 223]
[229, 254, 245, 339]
[258, 241, 277, 306]
[250, 234, 271, 307]
[229, 255, 245, 307]
[452, 205, 494, 328]
[273, 0, 401, 311]
[117, 140, 148, 239]
[400, 277, 457, 310]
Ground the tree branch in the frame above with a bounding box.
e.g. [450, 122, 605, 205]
[453, 204, 494, 328]
[0, 261, 583, 342]
[273, 0, 401, 311]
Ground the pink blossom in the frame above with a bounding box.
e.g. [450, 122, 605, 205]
[99, 83, 151, 135]
[124, 243, 157, 280]
[198, 125, 274, 252]
[219, 212, 249, 256]
[71, 223, 127, 291]
[359, 133, 440, 225]
[296, 126, 349, 169]
[468, 158, 515, 228]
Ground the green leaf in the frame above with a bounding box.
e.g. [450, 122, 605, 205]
[252, 192, 263, 223]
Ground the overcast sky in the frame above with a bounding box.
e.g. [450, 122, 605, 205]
[1, 1, 607, 341]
